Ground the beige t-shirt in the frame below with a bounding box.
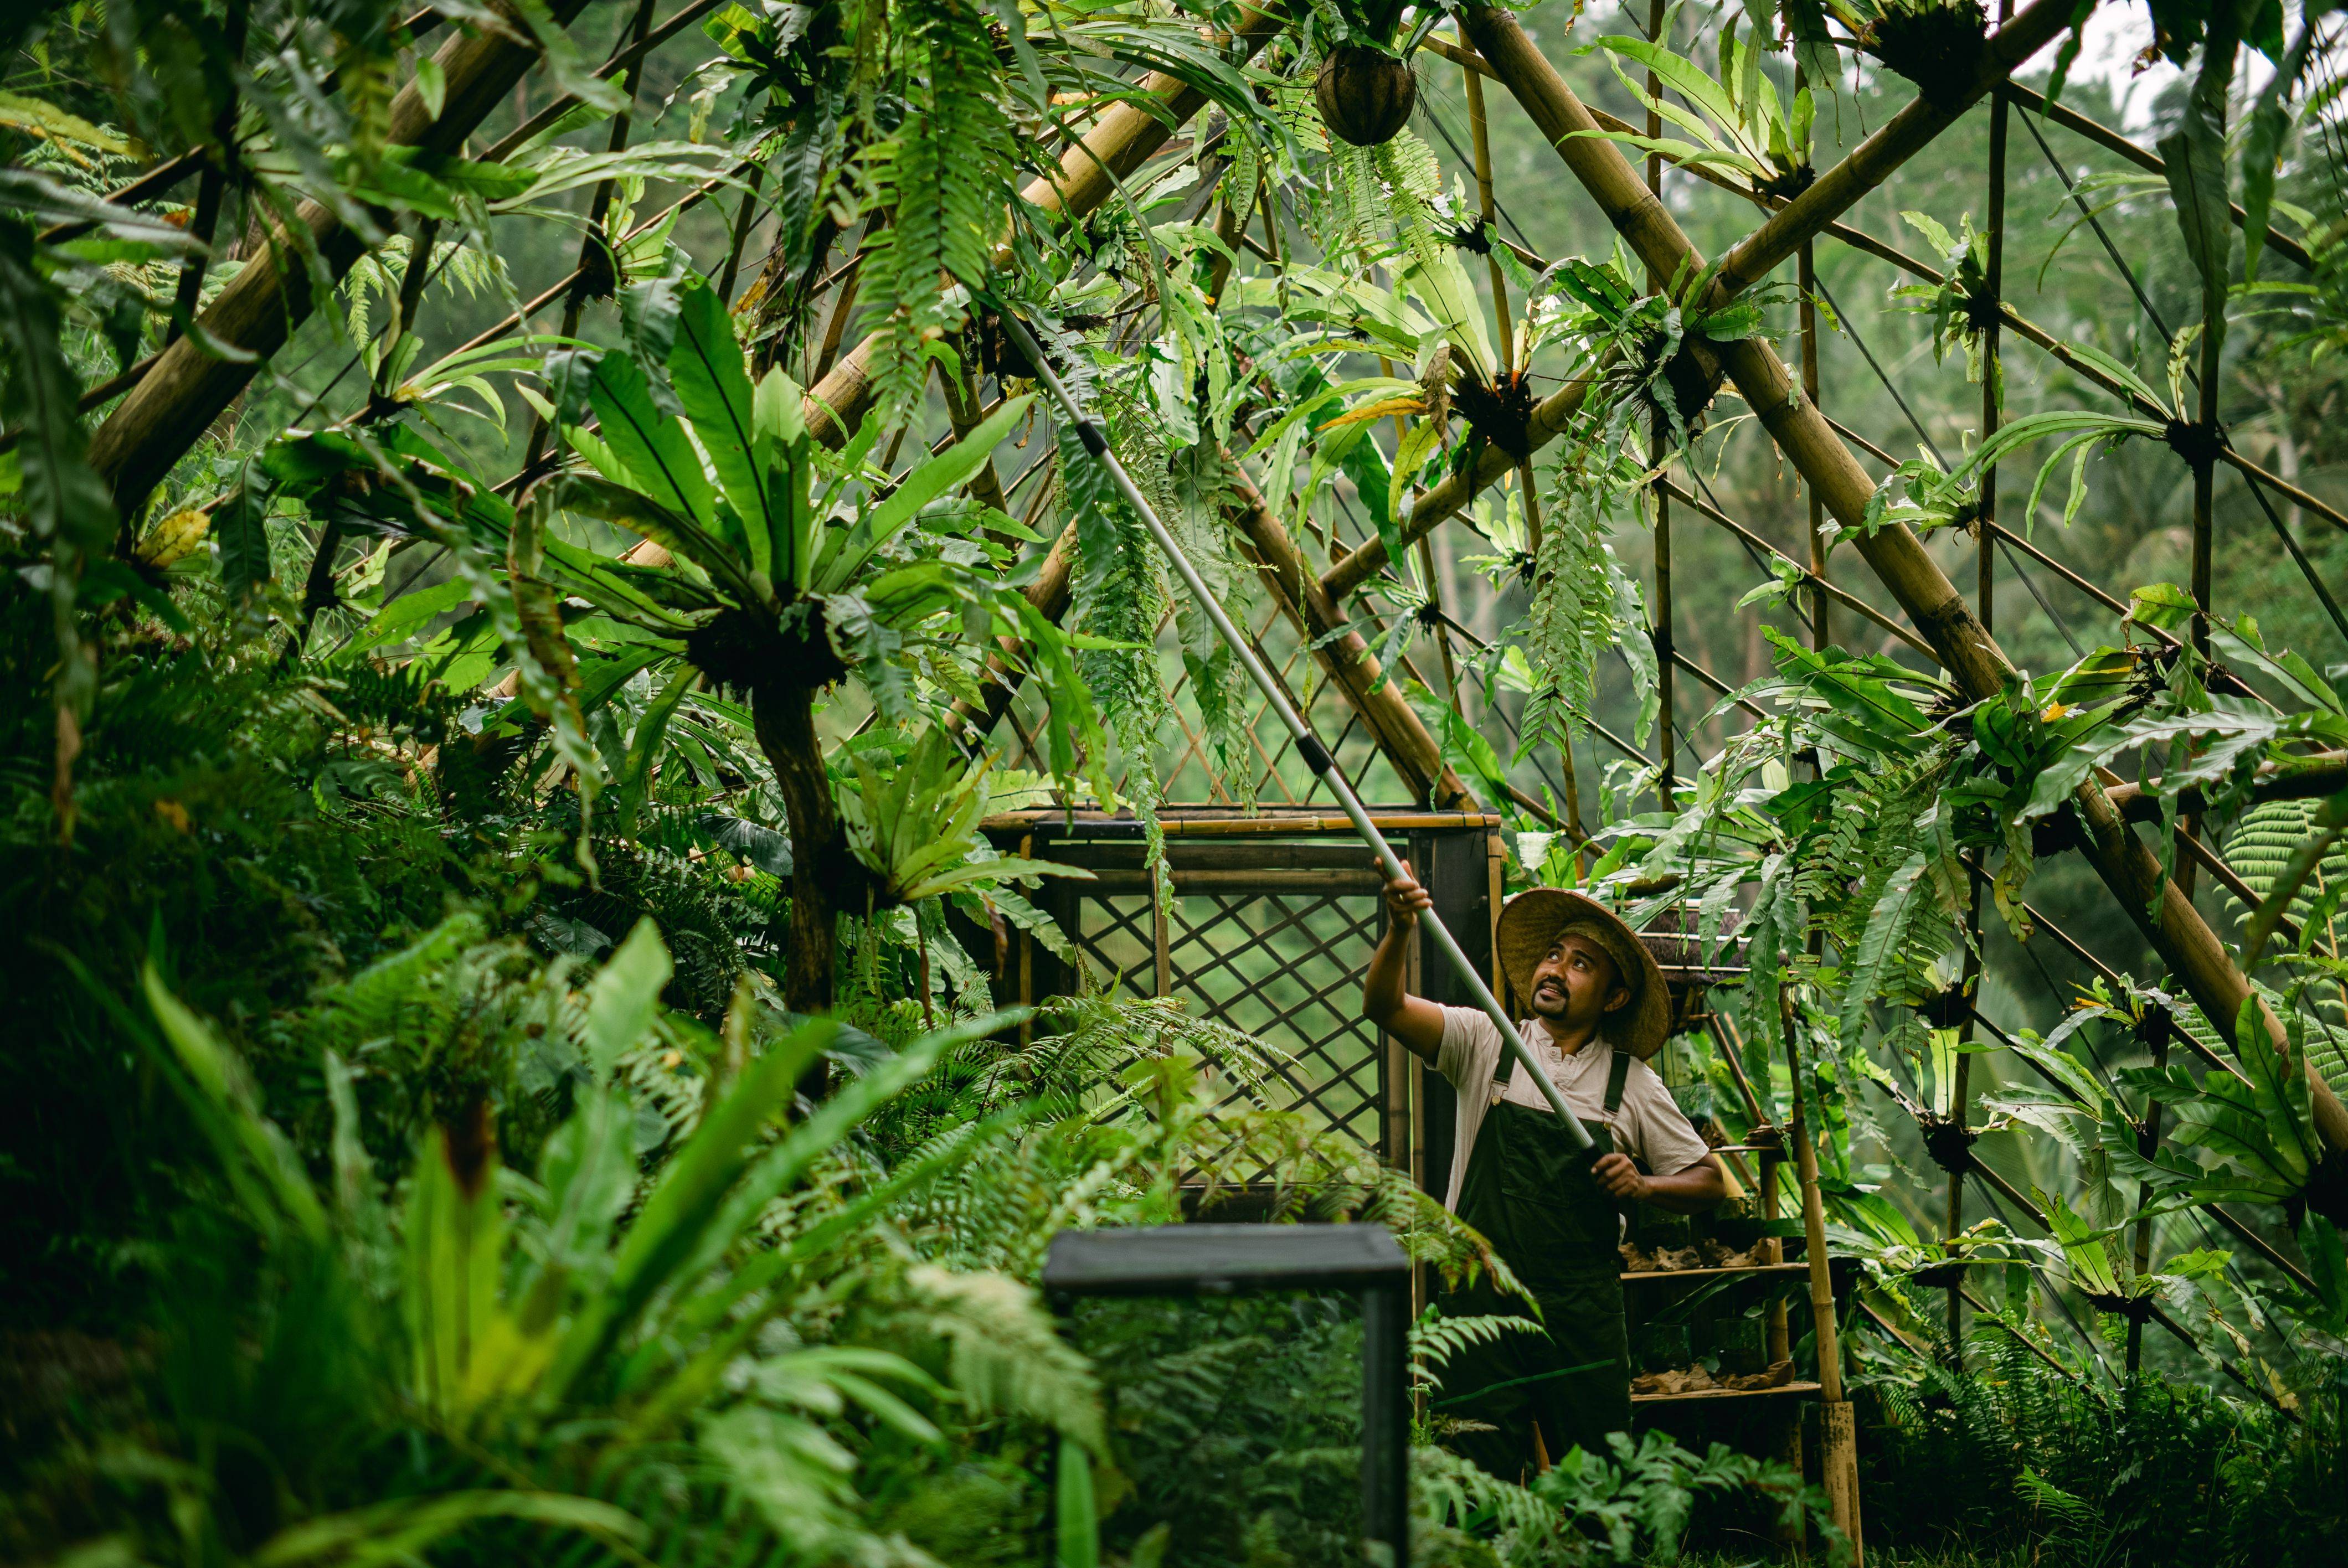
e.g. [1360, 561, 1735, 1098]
[1432, 1006, 1714, 1213]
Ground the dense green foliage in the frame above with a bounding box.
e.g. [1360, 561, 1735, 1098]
[8, 0, 2348, 1562]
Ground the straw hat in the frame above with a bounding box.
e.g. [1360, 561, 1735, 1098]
[1496, 888, 1671, 1060]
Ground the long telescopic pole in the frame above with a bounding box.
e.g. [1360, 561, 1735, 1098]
[998, 313, 1593, 1151]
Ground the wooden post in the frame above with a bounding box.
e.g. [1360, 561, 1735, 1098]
[2126, 1010, 2172, 1373]
[1784, 984, 1861, 1562]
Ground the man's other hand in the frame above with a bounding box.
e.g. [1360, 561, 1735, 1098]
[1592, 1151, 1648, 1204]
[1382, 861, 1432, 932]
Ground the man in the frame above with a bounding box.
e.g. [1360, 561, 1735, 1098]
[1364, 865, 1724, 1479]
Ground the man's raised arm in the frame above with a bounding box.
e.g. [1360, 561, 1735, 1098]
[1363, 862, 1450, 1065]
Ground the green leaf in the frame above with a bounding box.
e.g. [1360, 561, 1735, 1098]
[404, 1119, 504, 1417]
[667, 278, 771, 578]
[816, 395, 1033, 595]
[585, 352, 715, 530]
[213, 478, 274, 602]
[1839, 850, 1929, 1044]
[545, 1014, 839, 1404]
[554, 472, 750, 602]
[343, 577, 470, 659]
[254, 1492, 643, 1568]
[610, 664, 697, 840]
[142, 965, 328, 1245]
[580, 919, 673, 1080]
[1057, 1434, 1100, 1567]
[2036, 1187, 2126, 1298]
[2159, 102, 2234, 337]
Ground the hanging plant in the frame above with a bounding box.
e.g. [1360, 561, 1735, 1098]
[1450, 363, 1538, 466]
[1305, 0, 1441, 147]
[1862, 0, 1989, 109]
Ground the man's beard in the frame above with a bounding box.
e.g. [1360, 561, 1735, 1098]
[1530, 983, 1568, 1019]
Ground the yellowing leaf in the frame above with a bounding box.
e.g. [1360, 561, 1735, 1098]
[137, 507, 211, 569]
[1316, 394, 1425, 431]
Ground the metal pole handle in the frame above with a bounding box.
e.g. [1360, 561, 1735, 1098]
[997, 312, 1592, 1151]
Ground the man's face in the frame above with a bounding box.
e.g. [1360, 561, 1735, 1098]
[1528, 931, 1629, 1030]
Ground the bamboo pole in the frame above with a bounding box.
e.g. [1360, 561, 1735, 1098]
[86, 0, 597, 517]
[1708, 0, 2077, 300]
[1948, 18, 2013, 1363]
[1223, 463, 1477, 811]
[1784, 985, 1862, 1561]
[1449, 0, 2348, 1160]
[1644, 0, 1676, 814]
[2105, 751, 2348, 818]
[518, 0, 658, 481]
[801, 4, 1289, 448]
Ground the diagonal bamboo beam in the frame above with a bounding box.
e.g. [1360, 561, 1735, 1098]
[1225, 466, 1474, 809]
[802, 5, 1290, 448]
[2104, 750, 2348, 821]
[1656, 476, 1935, 661]
[1452, 2, 2348, 1157]
[86, 0, 594, 519]
[1709, 0, 2078, 301]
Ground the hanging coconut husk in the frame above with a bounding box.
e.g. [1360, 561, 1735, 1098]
[1315, 44, 1417, 147]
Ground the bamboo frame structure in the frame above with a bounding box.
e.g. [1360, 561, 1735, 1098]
[800, 4, 1289, 448]
[1446, 1, 2348, 1162]
[85, 0, 601, 518]
[52, 0, 2348, 1519]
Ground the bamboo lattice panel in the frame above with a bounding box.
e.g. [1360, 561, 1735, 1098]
[1073, 887, 1391, 1157]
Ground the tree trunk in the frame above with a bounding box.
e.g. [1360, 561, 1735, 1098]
[751, 677, 845, 1014]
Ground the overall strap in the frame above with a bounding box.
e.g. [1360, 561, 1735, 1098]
[1492, 1020, 1527, 1087]
[1603, 1048, 1631, 1115]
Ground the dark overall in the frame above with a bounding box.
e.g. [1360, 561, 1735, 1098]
[1435, 1050, 1633, 1481]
